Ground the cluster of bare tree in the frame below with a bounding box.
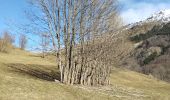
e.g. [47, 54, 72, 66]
[0, 32, 14, 53]
[0, 32, 27, 52]
[29, 0, 121, 85]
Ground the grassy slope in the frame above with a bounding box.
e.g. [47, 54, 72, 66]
[0, 49, 170, 100]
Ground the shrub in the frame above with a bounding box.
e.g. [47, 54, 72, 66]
[157, 22, 170, 35]
[152, 66, 166, 80]
[143, 52, 157, 65]
[130, 25, 160, 42]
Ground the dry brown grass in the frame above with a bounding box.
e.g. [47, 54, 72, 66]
[0, 49, 170, 100]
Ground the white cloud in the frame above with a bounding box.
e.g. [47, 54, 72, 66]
[120, 2, 170, 24]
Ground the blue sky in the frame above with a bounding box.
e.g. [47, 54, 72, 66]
[0, 0, 28, 31]
[119, 0, 170, 24]
[0, 0, 170, 51]
[0, 0, 39, 51]
[1, 0, 170, 30]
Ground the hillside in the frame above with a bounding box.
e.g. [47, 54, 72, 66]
[119, 10, 170, 82]
[0, 48, 170, 100]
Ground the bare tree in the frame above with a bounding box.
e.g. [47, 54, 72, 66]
[40, 33, 50, 58]
[28, 0, 121, 86]
[0, 32, 15, 53]
[19, 34, 27, 50]
[3, 32, 15, 44]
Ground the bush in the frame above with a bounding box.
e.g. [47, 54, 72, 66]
[130, 25, 160, 42]
[142, 55, 170, 82]
[152, 66, 166, 80]
[143, 52, 158, 65]
[157, 22, 170, 35]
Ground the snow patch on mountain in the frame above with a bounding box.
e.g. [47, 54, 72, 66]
[147, 9, 170, 22]
[123, 9, 170, 30]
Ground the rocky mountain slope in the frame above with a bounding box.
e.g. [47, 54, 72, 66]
[120, 9, 170, 82]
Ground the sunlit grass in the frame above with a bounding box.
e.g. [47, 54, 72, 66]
[0, 49, 170, 100]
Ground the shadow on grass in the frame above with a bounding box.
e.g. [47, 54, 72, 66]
[29, 54, 43, 58]
[7, 63, 60, 81]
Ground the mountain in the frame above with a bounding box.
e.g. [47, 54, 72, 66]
[125, 9, 170, 31]
[118, 9, 170, 82]
[147, 9, 170, 23]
